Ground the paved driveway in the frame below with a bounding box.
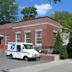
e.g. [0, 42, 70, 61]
[0, 52, 48, 72]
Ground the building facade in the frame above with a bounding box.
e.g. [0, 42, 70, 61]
[0, 17, 60, 52]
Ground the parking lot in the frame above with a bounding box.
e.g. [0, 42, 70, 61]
[0, 52, 48, 72]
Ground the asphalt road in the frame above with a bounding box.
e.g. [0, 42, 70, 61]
[0, 52, 72, 72]
[0, 52, 48, 72]
[38, 60, 72, 72]
[9, 59, 72, 72]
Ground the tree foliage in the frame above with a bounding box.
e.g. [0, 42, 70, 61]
[52, 11, 72, 58]
[54, 32, 68, 59]
[21, 7, 37, 21]
[0, 0, 18, 25]
[52, 11, 72, 45]
[52, 11, 72, 32]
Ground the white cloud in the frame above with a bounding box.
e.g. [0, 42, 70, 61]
[34, 4, 52, 16]
[19, 6, 25, 10]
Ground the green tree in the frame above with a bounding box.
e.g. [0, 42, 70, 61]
[21, 7, 37, 21]
[52, 11, 72, 58]
[54, 32, 68, 59]
[52, 11, 72, 45]
[54, 32, 63, 54]
[0, 0, 18, 25]
[52, 11, 72, 32]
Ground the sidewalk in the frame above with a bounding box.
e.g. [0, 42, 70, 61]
[9, 59, 69, 72]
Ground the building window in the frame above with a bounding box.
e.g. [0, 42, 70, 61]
[53, 32, 57, 40]
[0, 38, 1, 45]
[16, 32, 21, 42]
[25, 31, 31, 43]
[35, 30, 42, 46]
[53, 30, 57, 40]
[53, 32, 57, 44]
[6, 35, 10, 45]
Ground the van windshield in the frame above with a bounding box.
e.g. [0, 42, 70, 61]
[24, 44, 33, 49]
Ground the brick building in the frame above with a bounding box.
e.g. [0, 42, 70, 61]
[0, 17, 60, 52]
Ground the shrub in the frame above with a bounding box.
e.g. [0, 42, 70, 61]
[60, 46, 68, 59]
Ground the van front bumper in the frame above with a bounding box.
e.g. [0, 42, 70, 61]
[28, 54, 40, 59]
[28, 56, 40, 60]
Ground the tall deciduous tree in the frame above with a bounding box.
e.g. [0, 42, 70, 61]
[0, 0, 18, 25]
[52, 11, 72, 32]
[52, 11, 72, 39]
[21, 7, 37, 21]
[52, 11, 72, 58]
[52, 11, 72, 40]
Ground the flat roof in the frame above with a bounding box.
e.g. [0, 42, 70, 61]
[0, 16, 60, 30]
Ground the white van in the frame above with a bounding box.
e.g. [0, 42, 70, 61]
[6, 42, 40, 61]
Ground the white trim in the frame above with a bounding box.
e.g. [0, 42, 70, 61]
[5, 35, 10, 45]
[5, 36, 7, 45]
[24, 30, 31, 33]
[48, 22, 60, 28]
[16, 32, 21, 34]
[35, 29, 43, 32]
[25, 31, 31, 43]
[15, 32, 21, 42]
[12, 22, 60, 29]
[35, 29, 42, 47]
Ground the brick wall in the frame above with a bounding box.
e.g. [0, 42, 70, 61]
[0, 17, 60, 51]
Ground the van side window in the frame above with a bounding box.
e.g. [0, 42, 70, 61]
[17, 45, 21, 52]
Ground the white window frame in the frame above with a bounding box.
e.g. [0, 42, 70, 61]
[53, 30, 57, 44]
[25, 30, 31, 43]
[5, 35, 10, 45]
[35, 29, 42, 47]
[16, 32, 21, 42]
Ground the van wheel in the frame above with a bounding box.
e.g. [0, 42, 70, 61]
[24, 56, 29, 61]
[9, 54, 13, 59]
